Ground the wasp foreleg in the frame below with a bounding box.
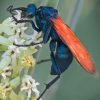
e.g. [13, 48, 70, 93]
[12, 15, 41, 32]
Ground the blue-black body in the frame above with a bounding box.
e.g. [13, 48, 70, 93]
[35, 6, 73, 75]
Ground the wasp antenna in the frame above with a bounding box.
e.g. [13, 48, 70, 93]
[12, 7, 26, 11]
[7, 5, 13, 12]
[7, 5, 16, 15]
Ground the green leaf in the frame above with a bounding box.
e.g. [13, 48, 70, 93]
[27, 48, 38, 55]
[18, 91, 27, 100]
[10, 77, 20, 89]
[0, 56, 11, 69]
[0, 18, 15, 35]
[0, 45, 7, 52]
[9, 90, 21, 100]
[0, 35, 12, 46]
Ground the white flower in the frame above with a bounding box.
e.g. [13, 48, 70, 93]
[21, 75, 41, 99]
[2, 39, 27, 56]
[0, 7, 43, 100]
[9, 10, 27, 36]
[0, 82, 12, 99]
[21, 55, 36, 68]
[24, 32, 43, 48]
[2, 39, 27, 65]
[0, 18, 14, 35]
[0, 10, 27, 36]
[0, 66, 13, 79]
[14, 10, 22, 20]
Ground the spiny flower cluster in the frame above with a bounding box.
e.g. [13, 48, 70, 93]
[0, 10, 42, 100]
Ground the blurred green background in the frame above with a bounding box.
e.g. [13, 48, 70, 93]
[0, 0, 100, 100]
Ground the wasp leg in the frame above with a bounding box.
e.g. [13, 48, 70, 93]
[37, 75, 60, 100]
[13, 41, 43, 47]
[37, 59, 51, 64]
[12, 15, 41, 32]
[43, 21, 53, 43]
[7, 5, 26, 15]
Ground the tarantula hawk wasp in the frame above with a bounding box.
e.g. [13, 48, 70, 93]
[7, 4, 97, 100]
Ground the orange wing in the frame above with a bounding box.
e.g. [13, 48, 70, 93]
[51, 16, 97, 75]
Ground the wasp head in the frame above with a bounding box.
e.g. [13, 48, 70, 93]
[7, 4, 37, 19]
[26, 4, 37, 18]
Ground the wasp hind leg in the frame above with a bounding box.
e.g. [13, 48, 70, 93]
[37, 75, 60, 100]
